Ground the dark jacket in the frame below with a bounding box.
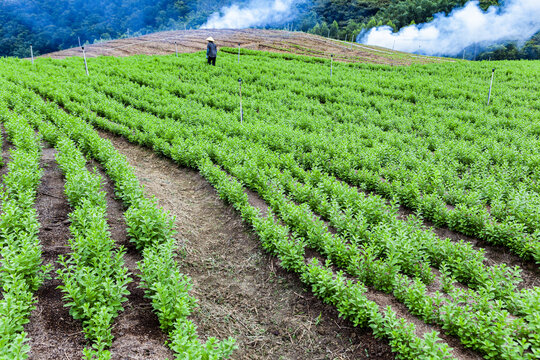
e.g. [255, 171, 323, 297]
[207, 42, 217, 57]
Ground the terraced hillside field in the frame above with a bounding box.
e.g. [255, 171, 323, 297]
[0, 48, 539, 360]
[40, 29, 454, 66]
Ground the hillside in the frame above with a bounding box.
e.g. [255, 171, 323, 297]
[40, 29, 452, 66]
[0, 0, 512, 58]
[1, 46, 539, 360]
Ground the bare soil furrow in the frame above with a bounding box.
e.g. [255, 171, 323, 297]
[99, 129, 396, 360]
[0, 125, 13, 181]
[87, 159, 174, 360]
[25, 145, 85, 360]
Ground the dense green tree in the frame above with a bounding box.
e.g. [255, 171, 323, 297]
[312, 0, 381, 24]
[329, 20, 339, 38]
[0, 0, 239, 56]
[477, 32, 540, 61]
[366, 18, 377, 29]
[522, 33, 540, 59]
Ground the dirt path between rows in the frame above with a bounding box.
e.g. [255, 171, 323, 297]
[88, 159, 175, 359]
[0, 125, 13, 179]
[99, 130, 396, 360]
[25, 145, 85, 359]
[25, 142, 173, 359]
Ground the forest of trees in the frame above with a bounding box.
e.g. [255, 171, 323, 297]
[301, 0, 538, 60]
[0, 0, 244, 57]
[0, 0, 537, 60]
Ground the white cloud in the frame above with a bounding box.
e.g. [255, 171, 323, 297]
[361, 0, 540, 56]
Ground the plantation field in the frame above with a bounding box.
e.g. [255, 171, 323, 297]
[40, 29, 453, 66]
[0, 48, 539, 360]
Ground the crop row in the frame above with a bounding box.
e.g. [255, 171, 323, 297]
[0, 60, 458, 360]
[10, 61, 534, 312]
[4, 62, 538, 358]
[24, 55, 540, 262]
[55, 135, 130, 359]
[122, 56, 540, 262]
[2, 79, 237, 359]
[3, 59, 527, 300]
[0, 104, 48, 358]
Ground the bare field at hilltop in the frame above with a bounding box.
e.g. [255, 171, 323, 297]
[41, 29, 453, 66]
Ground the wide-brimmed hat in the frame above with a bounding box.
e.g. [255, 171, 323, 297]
[206, 37, 214, 42]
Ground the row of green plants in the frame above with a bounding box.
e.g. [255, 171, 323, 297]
[5, 65, 537, 359]
[3, 54, 540, 358]
[28, 116, 130, 359]
[0, 121, 3, 168]
[88, 109, 536, 359]
[55, 137, 130, 359]
[207, 134, 522, 300]
[120, 55, 540, 261]
[11, 59, 533, 317]
[2, 78, 237, 359]
[0, 60, 459, 360]
[2, 58, 525, 290]
[198, 158, 455, 360]
[206, 138, 536, 360]
[30, 54, 540, 262]
[0, 104, 49, 358]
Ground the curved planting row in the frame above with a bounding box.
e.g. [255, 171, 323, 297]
[5, 60, 526, 300]
[37, 54, 540, 262]
[5, 62, 539, 359]
[0, 105, 48, 358]
[0, 60, 458, 360]
[1, 55, 539, 359]
[3, 80, 236, 360]
[10, 61, 536, 315]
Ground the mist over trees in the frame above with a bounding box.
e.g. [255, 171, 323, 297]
[304, 1, 501, 41]
[0, 0, 537, 60]
[302, 0, 538, 60]
[0, 0, 242, 57]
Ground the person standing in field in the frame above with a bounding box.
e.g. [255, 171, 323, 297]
[206, 37, 217, 66]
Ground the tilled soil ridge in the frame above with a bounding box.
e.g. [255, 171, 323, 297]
[25, 145, 86, 359]
[99, 130, 396, 360]
[41, 29, 449, 66]
[87, 159, 174, 359]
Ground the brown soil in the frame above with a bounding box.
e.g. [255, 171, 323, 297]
[0, 125, 13, 179]
[25, 141, 172, 359]
[86, 159, 174, 359]
[25, 145, 86, 359]
[98, 130, 396, 360]
[41, 29, 451, 66]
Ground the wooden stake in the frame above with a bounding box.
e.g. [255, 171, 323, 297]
[30, 45, 34, 65]
[82, 46, 89, 76]
[487, 68, 495, 106]
[239, 78, 244, 124]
